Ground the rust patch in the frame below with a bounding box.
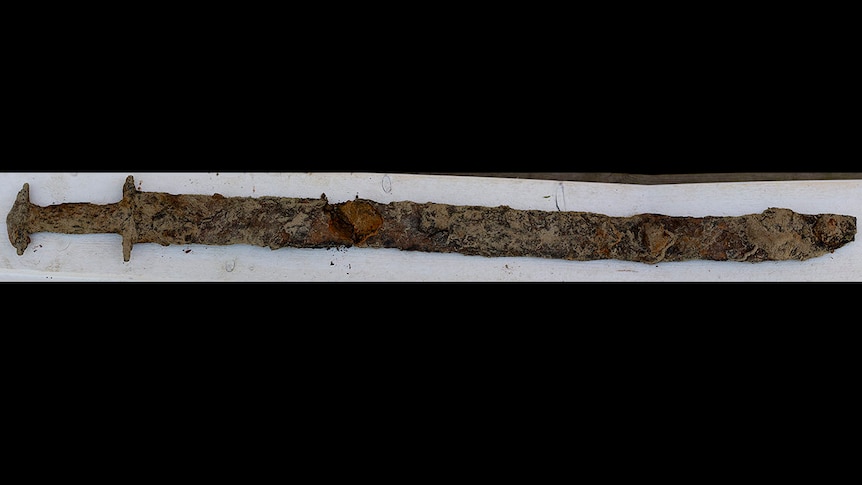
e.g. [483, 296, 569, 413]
[327, 200, 384, 245]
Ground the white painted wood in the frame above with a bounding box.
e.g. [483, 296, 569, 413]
[1, 172, 859, 281]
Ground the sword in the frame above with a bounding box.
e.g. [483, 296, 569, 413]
[7, 175, 856, 263]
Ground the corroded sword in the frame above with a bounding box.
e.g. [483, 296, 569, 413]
[6, 175, 856, 263]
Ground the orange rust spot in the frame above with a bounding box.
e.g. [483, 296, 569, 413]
[328, 200, 383, 244]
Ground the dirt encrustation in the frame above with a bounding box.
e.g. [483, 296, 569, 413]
[359, 202, 856, 263]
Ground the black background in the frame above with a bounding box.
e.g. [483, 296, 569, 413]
[9, 5, 855, 176]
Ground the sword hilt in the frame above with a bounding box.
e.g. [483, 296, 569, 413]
[7, 176, 139, 261]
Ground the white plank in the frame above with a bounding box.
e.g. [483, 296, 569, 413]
[0, 172, 859, 281]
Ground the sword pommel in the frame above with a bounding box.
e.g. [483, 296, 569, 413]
[7, 183, 32, 256]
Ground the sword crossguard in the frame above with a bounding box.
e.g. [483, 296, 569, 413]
[120, 176, 138, 262]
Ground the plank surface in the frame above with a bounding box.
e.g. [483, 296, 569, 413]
[1, 172, 859, 281]
[416, 172, 862, 184]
